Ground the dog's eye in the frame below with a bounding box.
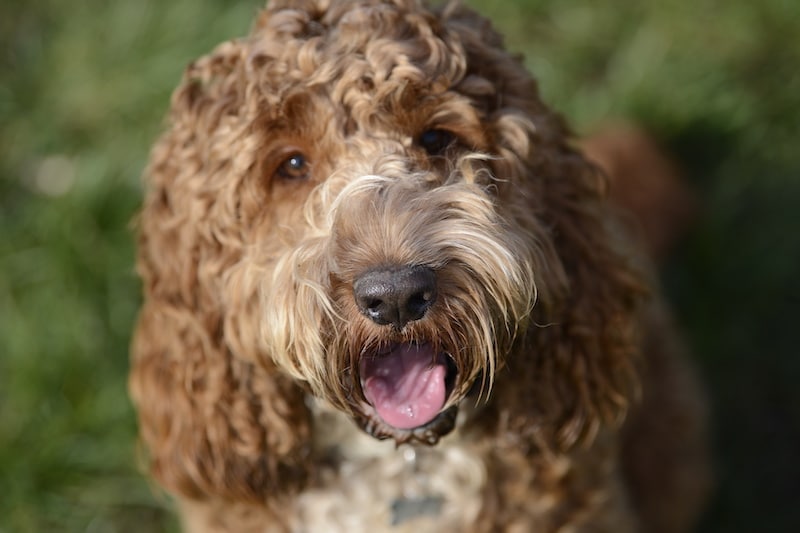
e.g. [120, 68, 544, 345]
[276, 152, 311, 180]
[418, 129, 456, 155]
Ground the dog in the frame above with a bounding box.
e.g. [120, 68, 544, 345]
[130, 1, 710, 531]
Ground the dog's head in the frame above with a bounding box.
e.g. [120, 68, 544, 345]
[219, 0, 556, 443]
[133, 0, 645, 501]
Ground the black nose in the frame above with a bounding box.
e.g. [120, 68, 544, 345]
[353, 265, 437, 329]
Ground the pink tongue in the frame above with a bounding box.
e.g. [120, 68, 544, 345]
[361, 344, 447, 430]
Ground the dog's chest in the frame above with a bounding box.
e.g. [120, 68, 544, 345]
[291, 400, 486, 532]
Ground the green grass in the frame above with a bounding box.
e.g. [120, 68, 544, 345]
[1, 0, 798, 531]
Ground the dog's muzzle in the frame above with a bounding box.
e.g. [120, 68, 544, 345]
[352, 265, 458, 431]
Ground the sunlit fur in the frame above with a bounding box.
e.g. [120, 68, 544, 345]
[130, 1, 710, 531]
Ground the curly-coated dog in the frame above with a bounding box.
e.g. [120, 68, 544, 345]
[130, 1, 710, 531]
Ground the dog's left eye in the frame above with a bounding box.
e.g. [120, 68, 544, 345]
[277, 152, 311, 180]
[418, 129, 456, 155]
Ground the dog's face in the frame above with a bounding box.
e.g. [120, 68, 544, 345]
[209, 0, 565, 444]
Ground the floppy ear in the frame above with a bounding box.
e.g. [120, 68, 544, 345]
[480, 137, 646, 453]
[443, 5, 646, 450]
[129, 39, 311, 503]
[528, 144, 646, 449]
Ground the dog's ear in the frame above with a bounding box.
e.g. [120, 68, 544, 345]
[484, 141, 647, 452]
[130, 41, 311, 503]
[131, 305, 310, 503]
[533, 145, 646, 449]
[443, 6, 646, 450]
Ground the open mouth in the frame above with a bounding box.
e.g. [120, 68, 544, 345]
[359, 343, 457, 430]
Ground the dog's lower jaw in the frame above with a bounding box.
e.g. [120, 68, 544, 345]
[352, 363, 490, 445]
[357, 404, 460, 445]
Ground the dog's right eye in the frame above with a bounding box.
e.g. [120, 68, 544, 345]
[418, 129, 456, 156]
[276, 152, 311, 180]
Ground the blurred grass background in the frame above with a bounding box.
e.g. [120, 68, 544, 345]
[1, 0, 798, 531]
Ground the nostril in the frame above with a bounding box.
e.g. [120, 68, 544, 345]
[353, 265, 437, 328]
[407, 289, 434, 315]
[363, 298, 387, 322]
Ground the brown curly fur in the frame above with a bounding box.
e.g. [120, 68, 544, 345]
[130, 1, 710, 531]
